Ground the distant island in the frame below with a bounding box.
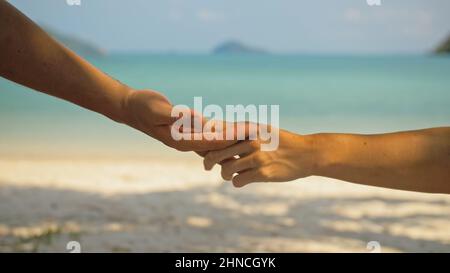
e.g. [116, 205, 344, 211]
[44, 26, 106, 57]
[435, 34, 450, 54]
[212, 40, 267, 55]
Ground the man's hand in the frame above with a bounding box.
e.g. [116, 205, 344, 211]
[0, 2, 237, 153]
[123, 89, 238, 152]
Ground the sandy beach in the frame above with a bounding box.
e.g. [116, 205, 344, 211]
[0, 155, 449, 253]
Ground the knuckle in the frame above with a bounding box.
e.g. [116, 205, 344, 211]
[252, 153, 266, 166]
[249, 140, 260, 151]
[258, 167, 272, 181]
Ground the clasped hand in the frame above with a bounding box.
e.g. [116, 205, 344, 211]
[122, 89, 314, 187]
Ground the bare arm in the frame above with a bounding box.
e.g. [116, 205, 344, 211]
[0, 1, 235, 151]
[0, 0, 128, 122]
[310, 127, 450, 193]
[204, 127, 450, 194]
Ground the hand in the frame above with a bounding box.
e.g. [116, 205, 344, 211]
[123, 89, 237, 152]
[202, 129, 319, 187]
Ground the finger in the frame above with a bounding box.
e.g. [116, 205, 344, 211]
[220, 155, 256, 180]
[158, 119, 267, 152]
[195, 151, 208, 157]
[168, 119, 266, 152]
[215, 121, 259, 141]
[232, 168, 265, 188]
[170, 118, 240, 151]
[178, 108, 205, 133]
[154, 102, 178, 125]
[200, 120, 259, 141]
[179, 137, 238, 152]
[203, 141, 255, 170]
[216, 157, 236, 179]
[157, 126, 238, 152]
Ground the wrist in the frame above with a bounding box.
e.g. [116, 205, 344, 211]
[113, 84, 135, 125]
[307, 133, 353, 178]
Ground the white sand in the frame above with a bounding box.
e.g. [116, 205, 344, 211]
[0, 156, 449, 252]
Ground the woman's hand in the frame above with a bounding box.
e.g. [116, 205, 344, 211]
[203, 129, 319, 187]
[204, 126, 450, 194]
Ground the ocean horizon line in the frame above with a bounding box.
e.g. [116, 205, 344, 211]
[99, 51, 445, 58]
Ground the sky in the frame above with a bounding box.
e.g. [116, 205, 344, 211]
[8, 0, 450, 54]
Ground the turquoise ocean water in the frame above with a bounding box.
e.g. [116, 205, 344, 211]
[0, 55, 449, 157]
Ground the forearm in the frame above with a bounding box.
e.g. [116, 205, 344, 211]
[309, 127, 450, 193]
[0, 1, 130, 123]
